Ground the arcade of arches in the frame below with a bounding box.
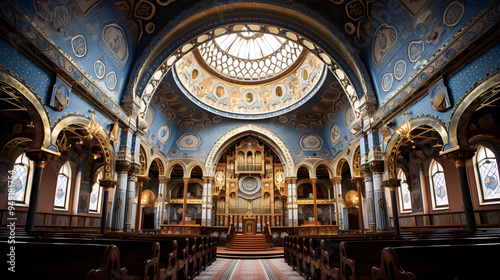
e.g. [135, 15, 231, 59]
[0, 0, 500, 241]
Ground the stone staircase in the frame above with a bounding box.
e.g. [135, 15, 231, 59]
[217, 234, 284, 259]
[230, 234, 268, 251]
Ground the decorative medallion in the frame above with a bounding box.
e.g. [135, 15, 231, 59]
[443, 1, 465, 27]
[429, 78, 451, 112]
[157, 123, 170, 144]
[94, 60, 105, 79]
[106, 71, 117, 90]
[408, 40, 424, 62]
[394, 60, 406, 80]
[50, 76, 71, 111]
[300, 133, 323, 151]
[330, 123, 341, 146]
[177, 133, 201, 150]
[102, 24, 129, 66]
[373, 24, 398, 64]
[238, 176, 262, 200]
[71, 35, 87, 58]
[381, 73, 394, 92]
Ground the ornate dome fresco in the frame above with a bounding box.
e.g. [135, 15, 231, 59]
[196, 26, 305, 83]
[173, 25, 326, 119]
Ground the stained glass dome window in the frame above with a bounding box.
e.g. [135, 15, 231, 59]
[397, 169, 412, 212]
[430, 160, 449, 209]
[197, 26, 303, 83]
[54, 162, 71, 209]
[476, 145, 500, 202]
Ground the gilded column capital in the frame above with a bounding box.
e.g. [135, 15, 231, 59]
[25, 148, 60, 168]
[116, 160, 132, 174]
[369, 160, 385, 174]
[440, 147, 476, 168]
[382, 178, 401, 191]
[99, 178, 118, 189]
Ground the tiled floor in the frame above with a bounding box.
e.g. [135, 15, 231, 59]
[194, 258, 304, 280]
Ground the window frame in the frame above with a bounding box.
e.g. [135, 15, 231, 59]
[474, 144, 500, 205]
[397, 168, 412, 213]
[11, 153, 34, 207]
[53, 162, 72, 211]
[89, 166, 104, 213]
[428, 159, 449, 210]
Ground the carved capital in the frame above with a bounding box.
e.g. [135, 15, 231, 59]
[382, 178, 401, 191]
[369, 161, 385, 174]
[137, 174, 150, 185]
[351, 177, 364, 186]
[25, 149, 60, 168]
[116, 160, 132, 174]
[440, 147, 476, 168]
[361, 164, 373, 181]
[99, 178, 118, 190]
[128, 162, 141, 178]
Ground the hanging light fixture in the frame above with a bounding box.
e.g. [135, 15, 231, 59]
[84, 110, 103, 140]
[397, 114, 413, 143]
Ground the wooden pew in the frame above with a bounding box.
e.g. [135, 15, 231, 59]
[1, 241, 127, 280]
[341, 236, 500, 280]
[372, 243, 500, 280]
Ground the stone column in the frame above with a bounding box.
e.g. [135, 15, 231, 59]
[383, 178, 401, 235]
[157, 176, 169, 230]
[351, 177, 365, 233]
[110, 161, 131, 231]
[125, 162, 140, 232]
[441, 147, 477, 232]
[362, 164, 376, 232]
[134, 175, 149, 233]
[311, 178, 318, 224]
[182, 178, 189, 224]
[415, 157, 431, 225]
[25, 149, 59, 232]
[99, 178, 118, 233]
[291, 177, 298, 226]
[332, 177, 343, 230]
[202, 177, 209, 226]
[206, 177, 213, 226]
[370, 161, 390, 231]
[71, 164, 83, 215]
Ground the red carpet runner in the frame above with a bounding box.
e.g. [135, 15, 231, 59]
[194, 258, 303, 280]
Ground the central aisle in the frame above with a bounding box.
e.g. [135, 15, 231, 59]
[194, 258, 304, 280]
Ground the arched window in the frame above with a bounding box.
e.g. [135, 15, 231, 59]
[54, 162, 71, 210]
[397, 169, 412, 213]
[476, 145, 500, 203]
[12, 153, 33, 205]
[89, 167, 104, 212]
[429, 160, 449, 209]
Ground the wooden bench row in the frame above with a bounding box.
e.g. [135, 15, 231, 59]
[2, 233, 216, 280]
[284, 233, 500, 280]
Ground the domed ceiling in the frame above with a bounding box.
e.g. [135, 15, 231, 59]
[173, 25, 326, 119]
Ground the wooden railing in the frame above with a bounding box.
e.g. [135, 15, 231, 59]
[264, 224, 273, 248]
[226, 223, 236, 248]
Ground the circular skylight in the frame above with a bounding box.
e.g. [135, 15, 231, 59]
[197, 28, 303, 83]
